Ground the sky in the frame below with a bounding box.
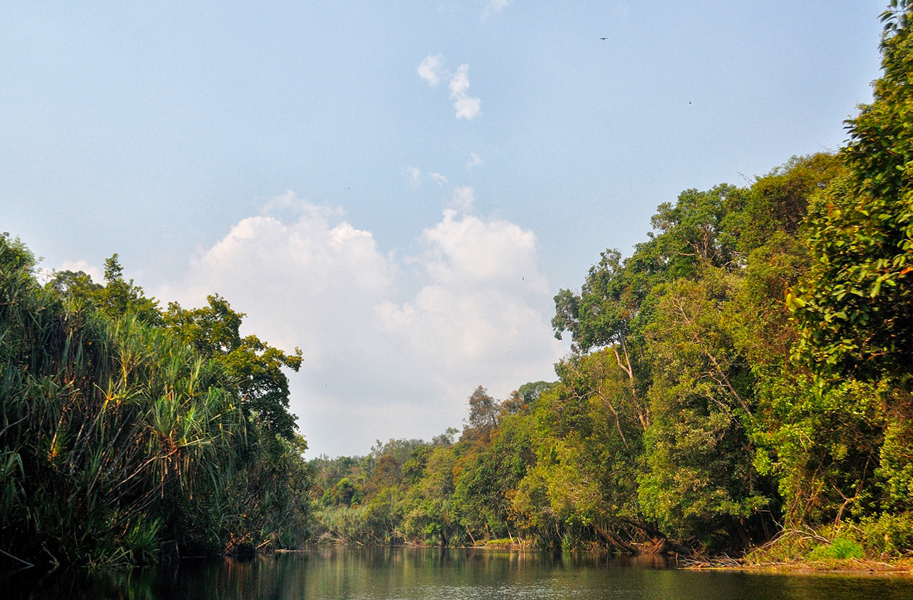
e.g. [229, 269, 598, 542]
[2, 1, 888, 457]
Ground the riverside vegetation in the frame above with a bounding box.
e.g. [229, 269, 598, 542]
[3, 0, 913, 569]
[0, 245, 311, 568]
[308, 3, 913, 564]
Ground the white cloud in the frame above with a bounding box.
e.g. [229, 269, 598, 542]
[162, 199, 396, 368]
[259, 189, 297, 215]
[48, 259, 103, 284]
[404, 166, 422, 187]
[452, 96, 481, 120]
[161, 193, 565, 457]
[449, 64, 481, 120]
[419, 210, 548, 294]
[448, 64, 470, 97]
[451, 185, 475, 212]
[418, 57, 482, 120]
[483, 0, 511, 19]
[430, 172, 448, 187]
[467, 152, 483, 170]
[417, 54, 445, 86]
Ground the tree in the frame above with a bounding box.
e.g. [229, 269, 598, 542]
[463, 386, 500, 443]
[639, 268, 768, 547]
[401, 446, 458, 546]
[552, 250, 649, 429]
[791, 15, 913, 385]
[726, 153, 844, 255]
[517, 380, 554, 405]
[1, 236, 253, 564]
[47, 254, 162, 326]
[163, 295, 303, 441]
[881, 0, 913, 36]
[648, 185, 744, 275]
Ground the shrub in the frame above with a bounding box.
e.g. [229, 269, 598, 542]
[808, 537, 864, 560]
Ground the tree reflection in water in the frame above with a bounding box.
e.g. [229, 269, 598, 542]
[5, 548, 913, 600]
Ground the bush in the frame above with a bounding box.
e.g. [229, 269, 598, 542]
[808, 537, 864, 560]
[857, 513, 913, 557]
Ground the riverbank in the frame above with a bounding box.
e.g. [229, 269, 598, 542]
[456, 539, 913, 576]
[684, 556, 913, 576]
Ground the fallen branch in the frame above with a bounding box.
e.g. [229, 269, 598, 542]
[0, 548, 34, 570]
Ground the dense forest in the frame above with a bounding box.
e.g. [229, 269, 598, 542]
[307, 4, 913, 559]
[2, 2, 912, 567]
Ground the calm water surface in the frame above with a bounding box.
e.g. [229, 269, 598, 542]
[5, 547, 913, 600]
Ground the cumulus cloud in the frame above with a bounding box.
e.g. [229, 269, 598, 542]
[376, 210, 552, 395]
[417, 56, 481, 120]
[451, 186, 475, 212]
[419, 210, 548, 294]
[162, 193, 565, 457]
[429, 172, 448, 187]
[41, 259, 103, 285]
[467, 152, 483, 170]
[448, 64, 481, 120]
[417, 54, 445, 86]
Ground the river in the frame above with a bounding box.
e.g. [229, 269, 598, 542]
[5, 547, 913, 599]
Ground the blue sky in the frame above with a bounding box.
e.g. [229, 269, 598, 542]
[2, 1, 886, 457]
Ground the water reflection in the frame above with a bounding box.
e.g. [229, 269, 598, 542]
[4, 547, 913, 600]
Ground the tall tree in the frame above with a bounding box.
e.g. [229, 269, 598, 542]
[47, 254, 162, 326]
[463, 386, 500, 443]
[639, 268, 768, 547]
[163, 295, 303, 441]
[791, 11, 913, 385]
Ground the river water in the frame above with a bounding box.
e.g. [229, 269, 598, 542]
[5, 547, 913, 599]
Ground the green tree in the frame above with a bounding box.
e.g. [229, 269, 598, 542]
[726, 153, 844, 255]
[401, 446, 458, 546]
[463, 385, 500, 443]
[551, 250, 650, 430]
[47, 254, 162, 325]
[647, 185, 745, 275]
[1, 236, 250, 564]
[639, 268, 768, 548]
[791, 15, 913, 385]
[510, 351, 649, 551]
[452, 412, 535, 543]
[163, 295, 303, 441]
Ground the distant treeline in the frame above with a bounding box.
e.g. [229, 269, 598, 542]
[308, 6, 913, 558]
[0, 242, 312, 568]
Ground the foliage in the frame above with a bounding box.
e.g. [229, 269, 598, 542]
[753, 377, 885, 526]
[47, 254, 162, 326]
[791, 20, 913, 385]
[163, 295, 303, 441]
[0, 235, 313, 566]
[728, 154, 845, 255]
[808, 538, 864, 560]
[552, 248, 640, 354]
[308, 143, 912, 557]
[639, 269, 769, 548]
[856, 513, 913, 556]
[452, 411, 535, 543]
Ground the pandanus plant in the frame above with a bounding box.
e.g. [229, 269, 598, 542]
[0, 236, 248, 565]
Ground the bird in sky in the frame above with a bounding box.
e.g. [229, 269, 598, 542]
[600, 37, 607, 41]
